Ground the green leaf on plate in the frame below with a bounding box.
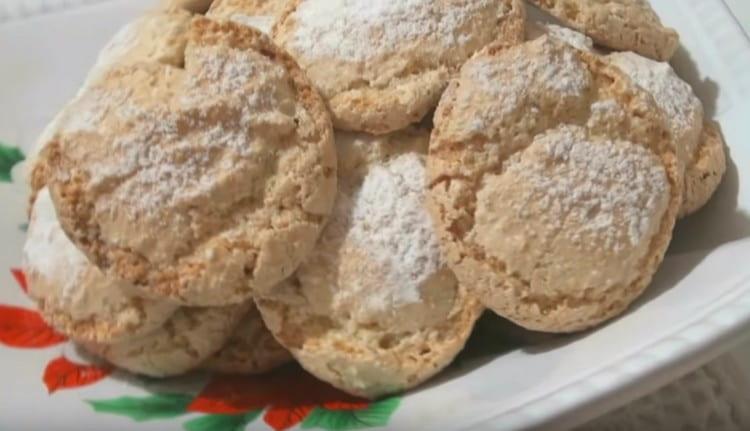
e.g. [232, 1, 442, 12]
[301, 397, 400, 430]
[86, 393, 193, 422]
[183, 411, 262, 431]
[0, 142, 24, 183]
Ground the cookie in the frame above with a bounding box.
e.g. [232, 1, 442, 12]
[528, 0, 679, 61]
[606, 52, 724, 217]
[202, 305, 292, 374]
[684, 121, 727, 215]
[42, 18, 336, 305]
[257, 129, 483, 398]
[272, 0, 526, 134]
[527, 21, 594, 52]
[29, 9, 194, 199]
[84, 303, 249, 377]
[427, 37, 681, 333]
[23, 188, 178, 344]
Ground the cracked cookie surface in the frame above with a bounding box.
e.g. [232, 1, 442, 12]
[257, 128, 482, 398]
[42, 18, 336, 306]
[528, 0, 679, 60]
[272, 0, 526, 134]
[607, 52, 725, 216]
[23, 188, 178, 344]
[427, 37, 681, 332]
[84, 303, 249, 377]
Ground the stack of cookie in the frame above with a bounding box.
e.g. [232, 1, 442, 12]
[22, 0, 726, 399]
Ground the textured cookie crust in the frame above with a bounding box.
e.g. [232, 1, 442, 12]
[208, 0, 293, 20]
[207, 0, 283, 34]
[43, 18, 336, 305]
[528, 0, 679, 61]
[23, 189, 178, 344]
[273, 0, 526, 134]
[526, 21, 594, 52]
[427, 37, 681, 333]
[258, 129, 482, 399]
[84, 303, 248, 377]
[606, 52, 708, 216]
[202, 305, 292, 374]
[29, 9, 194, 199]
[683, 121, 727, 215]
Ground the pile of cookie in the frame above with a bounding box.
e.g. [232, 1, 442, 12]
[22, 0, 726, 398]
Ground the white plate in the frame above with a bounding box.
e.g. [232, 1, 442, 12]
[0, 1, 749, 430]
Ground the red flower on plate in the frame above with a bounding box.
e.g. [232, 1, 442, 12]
[43, 356, 111, 394]
[188, 365, 386, 431]
[10, 268, 28, 294]
[0, 304, 67, 348]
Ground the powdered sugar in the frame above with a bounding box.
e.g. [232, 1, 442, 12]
[80, 46, 292, 217]
[339, 153, 441, 312]
[23, 188, 89, 301]
[289, 0, 496, 62]
[607, 52, 703, 155]
[461, 38, 590, 131]
[507, 126, 669, 251]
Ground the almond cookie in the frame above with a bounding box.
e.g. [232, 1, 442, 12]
[684, 121, 727, 215]
[202, 305, 292, 374]
[427, 37, 681, 333]
[23, 188, 178, 344]
[257, 129, 483, 398]
[272, 0, 526, 134]
[84, 303, 249, 377]
[43, 18, 336, 305]
[606, 52, 725, 216]
[528, 0, 679, 61]
[29, 9, 194, 198]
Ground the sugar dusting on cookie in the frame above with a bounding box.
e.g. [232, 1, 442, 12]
[82, 46, 294, 217]
[23, 188, 89, 301]
[461, 38, 590, 131]
[607, 52, 703, 156]
[506, 126, 669, 251]
[338, 153, 441, 311]
[289, 0, 498, 62]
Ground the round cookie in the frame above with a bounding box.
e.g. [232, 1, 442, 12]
[84, 303, 249, 377]
[257, 129, 483, 399]
[42, 18, 336, 306]
[29, 8, 194, 199]
[272, 0, 526, 134]
[23, 188, 178, 344]
[427, 36, 681, 333]
[527, 0, 679, 61]
[606, 51, 723, 217]
[202, 305, 292, 374]
[684, 121, 727, 215]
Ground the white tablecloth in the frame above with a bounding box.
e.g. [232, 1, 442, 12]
[2, 1, 749, 429]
